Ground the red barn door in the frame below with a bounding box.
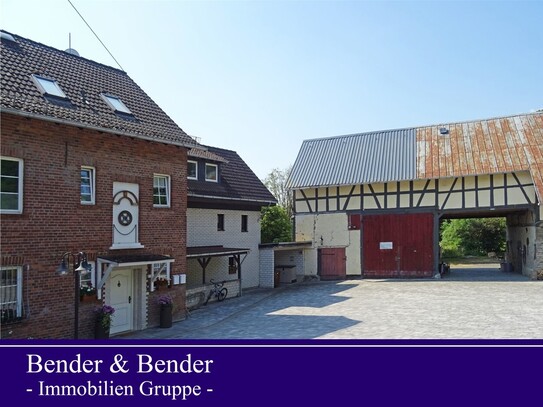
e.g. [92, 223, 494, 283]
[362, 213, 434, 278]
[318, 248, 347, 280]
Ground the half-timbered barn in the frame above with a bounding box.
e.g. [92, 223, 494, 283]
[287, 112, 543, 279]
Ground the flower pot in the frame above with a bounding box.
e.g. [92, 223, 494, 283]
[81, 294, 98, 303]
[160, 304, 172, 328]
[94, 320, 110, 339]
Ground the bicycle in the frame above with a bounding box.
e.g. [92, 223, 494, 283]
[204, 279, 228, 305]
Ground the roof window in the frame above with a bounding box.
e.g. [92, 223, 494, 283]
[101, 94, 132, 114]
[31, 75, 67, 98]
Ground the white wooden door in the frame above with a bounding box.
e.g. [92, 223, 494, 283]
[108, 269, 133, 335]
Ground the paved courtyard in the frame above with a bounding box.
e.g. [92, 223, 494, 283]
[122, 267, 543, 340]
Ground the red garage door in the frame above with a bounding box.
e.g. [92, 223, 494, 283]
[318, 248, 346, 280]
[362, 213, 434, 278]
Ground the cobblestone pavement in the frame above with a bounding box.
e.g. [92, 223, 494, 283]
[121, 266, 543, 340]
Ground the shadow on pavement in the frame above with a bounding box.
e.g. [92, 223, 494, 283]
[119, 281, 361, 340]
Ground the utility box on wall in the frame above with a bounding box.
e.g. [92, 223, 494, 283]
[173, 274, 186, 285]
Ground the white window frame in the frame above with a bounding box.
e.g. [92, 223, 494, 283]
[153, 174, 171, 208]
[31, 74, 67, 98]
[1, 156, 23, 214]
[150, 262, 171, 292]
[100, 93, 132, 114]
[205, 163, 218, 182]
[80, 166, 95, 205]
[79, 261, 96, 293]
[188, 160, 198, 180]
[1, 266, 23, 320]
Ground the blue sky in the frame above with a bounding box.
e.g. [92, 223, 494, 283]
[2, 0, 542, 179]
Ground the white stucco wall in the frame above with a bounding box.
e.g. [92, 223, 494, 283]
[346, 230, 361, 275]
[295, 213, 349, 245]
[187, 208, 262, 289]
[304, 248, 318, 276]
[295, 213, 360, 276]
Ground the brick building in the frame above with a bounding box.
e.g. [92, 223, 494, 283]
[0, 31, 200, 338]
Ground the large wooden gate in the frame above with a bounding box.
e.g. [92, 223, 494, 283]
[318, 248, 346, 280]
[362, 213, 434, 278]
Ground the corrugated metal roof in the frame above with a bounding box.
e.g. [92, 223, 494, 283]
[288, 112, 543, 201]
[416, 112, 543, 200]
[287, 128, 416, 188]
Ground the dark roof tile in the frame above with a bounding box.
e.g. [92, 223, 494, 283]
[188, 148, 228, 163]
[0, 30, 198, 148]
[188, 146, 277, 204]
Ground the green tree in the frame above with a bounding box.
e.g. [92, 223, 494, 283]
[261, 205, 292, 243]
[440, 218, 506, 257]
[440, 219, 464, 257]
[263, 166, 292, 219]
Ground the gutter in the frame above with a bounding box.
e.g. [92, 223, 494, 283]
[188, 192, 276, 205]
[0, 108, 203, 150]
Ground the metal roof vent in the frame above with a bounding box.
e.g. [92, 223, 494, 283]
[0, 32, 16, 42]
[65, 48, 80, 57]
[439, 127, 449, 135]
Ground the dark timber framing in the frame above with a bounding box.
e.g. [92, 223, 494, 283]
[293, 171, 536, 215]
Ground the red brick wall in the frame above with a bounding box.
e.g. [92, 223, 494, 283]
[0, 113, 188, 339]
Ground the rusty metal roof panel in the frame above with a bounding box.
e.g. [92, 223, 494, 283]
[415, 111, 543, 200]
[287, 128, 416, 189]
[288, 112, 543, 200]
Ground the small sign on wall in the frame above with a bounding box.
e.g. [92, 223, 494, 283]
[380, 242, 393, 250]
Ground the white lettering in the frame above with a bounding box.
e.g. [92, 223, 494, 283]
[139, 381, 201, 401]
[27, 354, 103, 373]
[137, 354, 213, 374]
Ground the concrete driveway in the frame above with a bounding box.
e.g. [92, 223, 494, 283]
[122, 267, 543, 340]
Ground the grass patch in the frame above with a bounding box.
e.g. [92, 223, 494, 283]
[442, 256, 502, 266]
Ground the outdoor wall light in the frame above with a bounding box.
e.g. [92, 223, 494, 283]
[56, 251, 91, 339]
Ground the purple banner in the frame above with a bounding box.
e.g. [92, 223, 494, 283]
[0, 340, 541, 406]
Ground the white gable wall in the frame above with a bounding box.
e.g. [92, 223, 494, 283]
[187, 207, 261, 289]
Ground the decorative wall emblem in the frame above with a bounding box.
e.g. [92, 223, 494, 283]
[118, 210, 133, 226]
[111, 182, 143, 249]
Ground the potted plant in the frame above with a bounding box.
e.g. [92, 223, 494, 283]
[158, 294, 173, 328]
[80, 282, 97, 302]
[93, 304, 115, 339]
[154, 277, 170, 291]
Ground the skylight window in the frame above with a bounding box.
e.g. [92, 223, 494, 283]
[31, 75, 67, 98]
[101, 94, 132, 114]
